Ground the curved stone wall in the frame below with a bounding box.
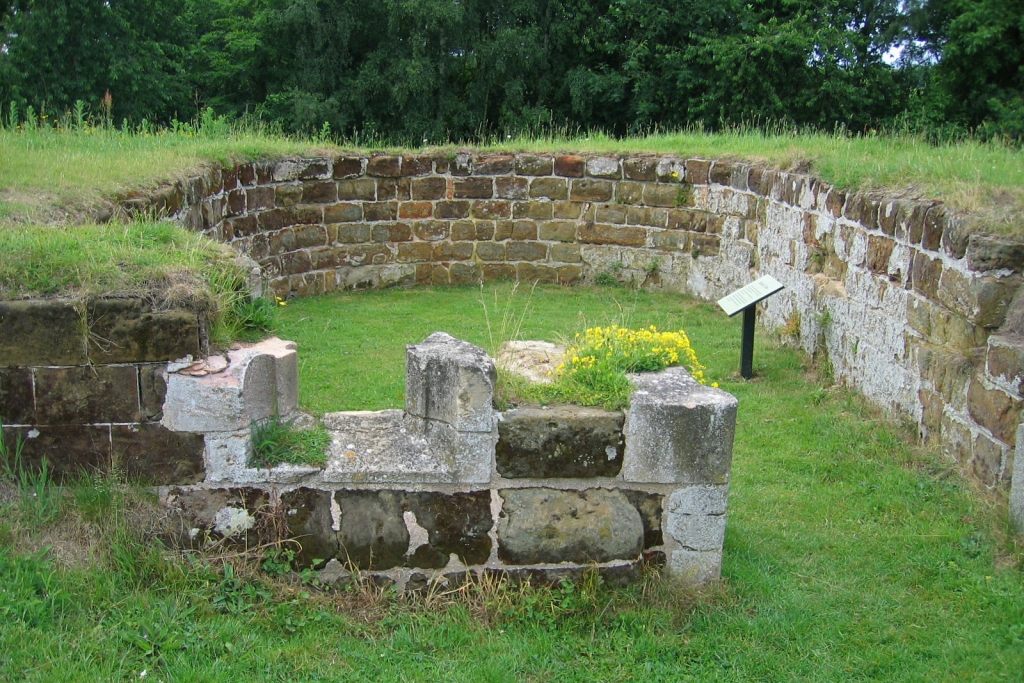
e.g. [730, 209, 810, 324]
[132, 152, 1024, 494]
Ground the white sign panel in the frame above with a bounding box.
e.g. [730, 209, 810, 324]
[717, 275, 784, 317]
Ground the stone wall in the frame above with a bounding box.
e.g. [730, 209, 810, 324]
[131, 152, 1023, 501]
[160, 333, 738, 588]
[0, 298, 207, 484]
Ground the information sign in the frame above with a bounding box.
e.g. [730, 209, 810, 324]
[717, 275, 784, 317]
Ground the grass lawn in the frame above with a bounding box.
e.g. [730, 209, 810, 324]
[2, 283, 1021, 681]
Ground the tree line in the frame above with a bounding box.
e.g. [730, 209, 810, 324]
[0, 0, 1021, 142]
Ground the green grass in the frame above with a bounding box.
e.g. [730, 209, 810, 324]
[2, 124, 1023, 235]
[0, 220, 243, 301]
[1, 283, 1021, 681]
[251, 416, 330, 468]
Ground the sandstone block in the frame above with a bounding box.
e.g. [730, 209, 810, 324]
[554, 155, 585, 177]
[530, 177, 568, 200]
[496, 176, 529, 199]
[937, 267, 1020, 328]
[987, 334, 1024, 395]
[332, 156, 364, 179]
[966, 235, 1024, 272]
[539, 220, 576, 242]
[0, 368, 35, 424]
[406, 332, 495, 433]
[401, 155, 433, 176]
[337, 179, 376, 201]
[474, 155, 513, 175]
[476, 242, 506, 261]
[497, 488, 643, 564]
[515, 155, 553, 175]
[415, 220, 451, 241]
[111, 423, 205, 485]
[35, 365, 141, 424]
[2, 424, 110, 482]
[496, 406, 624, 478]
[472, 200, 511, 219]
[507, 241, 547, 261]
[578, 222, 647, 247]
[622, 367, 737, 484]
[623, 158, 658, 181]
[684, 159, 710, 185]
[281, 488, 340, 568]
[334, 489, 409, 569]
[967, 378, 1022, 446]
[570, 179, 614, 202]
[972, 432, 1006, 487]
[0, 300, 87, 367]
[434, 201, 470, 219]
[1012, 424, 1024, 531]
[586, 157, 621, 179]
[449, 262, 483, 285]
[665, 486, 728, 551]
[411, 176, 447, 200]
[517, 263, 559, 283]
[140, 364, 167, 421]
[513, 201, 552, 220]
[367, 155, 401, 177]
[453, 178, 493, 199]
[642, 183, 679, 208]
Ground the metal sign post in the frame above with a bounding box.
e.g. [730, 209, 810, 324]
[717, 275, 784, 379]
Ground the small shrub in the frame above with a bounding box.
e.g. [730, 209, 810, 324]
[251, 416, 330, 469]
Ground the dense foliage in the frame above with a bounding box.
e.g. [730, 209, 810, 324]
[0, 0, 1021, 141]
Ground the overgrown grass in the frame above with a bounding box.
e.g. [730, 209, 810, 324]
[1, 284, 1021, 680]
[250, 415, 330, 469]
[2, 123, 1023, 235]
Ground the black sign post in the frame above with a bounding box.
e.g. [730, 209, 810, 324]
[717, 275, 785, 379]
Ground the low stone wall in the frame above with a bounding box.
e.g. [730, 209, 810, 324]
[126, 152, 1023, 504]
[0, 298, 207, 484]
[160, 333, 738, 587]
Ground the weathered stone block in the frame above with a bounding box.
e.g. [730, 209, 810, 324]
[623, 158, 658, 181]
[570, 179, 614, 202]
[539, 220, 576, 242]
[337, 179, 376, 201]
[401, 155, 433, 176]
[333, 156, 364, 179]
[586, 157, 621, 179]
[474, 155, 514, 175]
[515, 155, 553, 176]
[0, 300, 87, 367]
[496, 176, 529, 199]
[325, 202, 363, 223]
[0, 368, 34, 424]
[911, 251, 943, 300]
[301, 182, 337, 204]
[642, 184, 679, 208]
[972, 432, 1006, 487]
[507, 241, 547, 261]
[987, 334, 1024, 395]
[163, 487, 268, 547]
[530, 177, 568, 200]
[1011, 424, 1024, 532]
[665, 486, 728, 551]
[684, 159, 711, 185]
[669, 549, 722, 584]
[938, 267, 1020, 328]
[140, 364, 166, 421]
[967, 378, 1023, 446]
[335, 489, 408, 569]
[34, 365, 140, 424]
[497, 488, 643, 564]
[364, 201, 397, 221]
[282, 488, 340, 568]
[476, 242, 506, 261]
[513, 201, 552, 220]
[405, 491, 493, 567]
[411, 176, 446, 200]
[510, 220, 538, 240]
[111, 423, 204, 485]
[496, 406, 625, 478]
[162, 338, 297, 433]
[406, 332, 495, 432]
[453, 178, 493, 199]
[367, 155, 401, 177]
[596, 204, 627, 224]
[966, 235, 1024, 272]
[622, 367, 737, 484]
[578, 222, 647, 247]
[2, 424, 110, 482]
[472, 200, 511, 219]
[435, 201, 470, 219]
[553, 201, 582, 219]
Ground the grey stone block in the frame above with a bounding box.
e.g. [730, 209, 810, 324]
[496, 406, 624, 478]
[669, 549, 722, 584]
[1012, 425, 1024, 533]
[665, 486, 729, 551]
[161, 337, 298, 433]
[622, 367, 738, 484]
[0, 300, 87, 367]
[497, 488, 643, 564]
[406, 332, 495, 432]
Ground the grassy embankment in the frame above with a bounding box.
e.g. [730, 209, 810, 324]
[2, 283, 1023, 681]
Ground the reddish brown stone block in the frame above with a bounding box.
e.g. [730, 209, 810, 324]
[557, 265, 584, 284]
[451, 220, 492, 241]
[866, 235, 895, 275]
[226, 188, 246, 216]
[911, 251, 943, 299]
[293, 225, 327, 248]
[554, 155, 585, 177]
[237, 163, 257, 186]
[399, 202, 434, 219]
[643, 184, 679, 208]
[246, 186, 275, 211]
[431, 265, 451, 285]
[257, 208, 290, 232]
[450, 263, 483, 285]
[685, 159, 711, 185]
